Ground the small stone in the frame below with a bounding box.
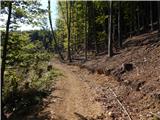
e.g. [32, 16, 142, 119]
[153, 92, 160, 100]
[104, 69, 111, 76]
[106, 105, 112, 109]
[146, 113, 152, 117]
[43, 98, 47, 102]
[108, 111, 114, 117]
[50, 111, 54, 115]
[123, 80, 131, 85]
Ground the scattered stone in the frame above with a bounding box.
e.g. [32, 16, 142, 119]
[96, 113, 106, 119]
[146, 113, 152, 117]
[123, 80, 131, 86]
[108, 111, 114, 117]
[131, 80, 145, 91]
[104, 68, 112, 76]
[50, 110, 54, 115]
[151, 92, 160, 100]
[97, 68, 104, 74]
[51, 99, 56, 103]
[43, 98, 48, 102]
[106, 105, 113, 109]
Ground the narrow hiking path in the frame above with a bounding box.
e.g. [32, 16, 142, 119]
[9, 58, 159, 120]
[39, 59, 105, 120]
[37, 59, 160, 120]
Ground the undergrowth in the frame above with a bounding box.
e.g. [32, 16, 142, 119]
[1, 32, 62, 118]
[3, 61, 62, 117]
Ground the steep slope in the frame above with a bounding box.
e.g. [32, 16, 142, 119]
[72, 30, 160, 119]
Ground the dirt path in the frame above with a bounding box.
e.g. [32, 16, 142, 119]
[40, 60, 104, 120]
[10, 58, 158, 120]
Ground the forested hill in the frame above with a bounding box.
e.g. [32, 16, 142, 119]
[1, 1, 160, 120]
[55, 1, 160, 61]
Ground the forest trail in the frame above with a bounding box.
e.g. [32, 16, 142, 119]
[40, 59, 104, 120]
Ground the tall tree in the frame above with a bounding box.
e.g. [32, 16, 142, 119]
[84, 2, 88, 61]
[150, 1, 153, 31]
[158, 1, 160, 33]
[55, 1, 160, 59]
[118, 2, 122, 48]
[137, 4, 140, 34]
[93, 3, 97, 54]
[48, 0, 64, 60]
[1, 2, 12, 87]
[66, 1, 72, 62]
[108, 1, 113, 57]
[1, 2, 12, 119]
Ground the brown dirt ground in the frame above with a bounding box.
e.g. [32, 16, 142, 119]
[39, 45, 160, 120]
[38, 60, 104, 120]
[69, 30, 160, 120]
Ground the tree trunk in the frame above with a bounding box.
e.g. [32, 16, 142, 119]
[84, 2, 88, 61]
[74, 2, 77, 53]
[76, 2, 79, 53]
[1, 2, 12, 119]
[113, 25, 116, 51]
[141, 3, 145, 32]
[129, 3, 133, 37]
[108, 1, 113, 57]
[1, 2, 12, 87]
[133, 3, 137, 34]
[158, 1, 160, 33]
[118, 2, 122, 48]
[150, 1, 153, 31]
[48, 0, 64, 60]
[137, 5, 140, 34]
[66, 1, 72, 62]
[145, 2, 150, 31]
[92, 3, 98, 55]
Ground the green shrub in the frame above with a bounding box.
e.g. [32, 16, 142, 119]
[2, 31, 62, 115]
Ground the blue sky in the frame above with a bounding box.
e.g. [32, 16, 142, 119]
[39, 0, 58, 29]
[0, 0, 58, 31]
[20, 0, 58, 31]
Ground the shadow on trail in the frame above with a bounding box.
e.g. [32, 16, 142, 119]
[3, 87, 59, 120]
[74, 112, 106, 120]
[74, 112, 89, 120]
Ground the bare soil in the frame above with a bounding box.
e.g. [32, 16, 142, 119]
[69, 31, 160, 120]
[38, 60, 104, 120]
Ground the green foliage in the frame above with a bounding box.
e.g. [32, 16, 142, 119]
[6, 32, 29, 65]
[96, 15, 108, 25]
[56, 1, 159, 56]
[14, 7, 27, 18]
[56, 1, 86, 53]
[2, 31, 61, 115]
[30, 68, 61, 91]
[97, 31, 107, 41]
